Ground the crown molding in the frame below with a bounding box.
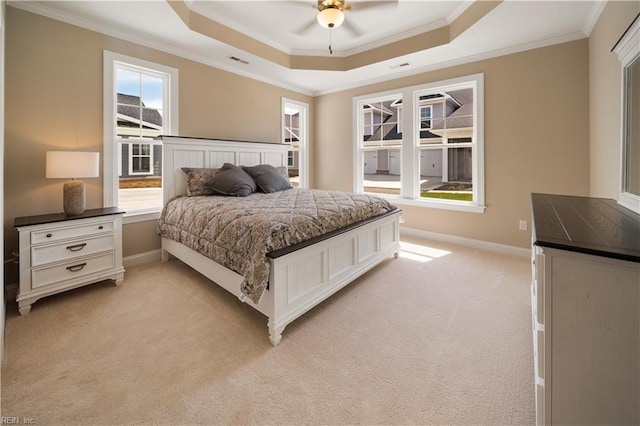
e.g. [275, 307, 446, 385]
[583, 0, 607, 36]
[8, 0, 588, 99]
[448, 0, 476, 24]
[312, 31, 587, 96]
[168, 0, 502, 72]
[7, 1, 315, 96]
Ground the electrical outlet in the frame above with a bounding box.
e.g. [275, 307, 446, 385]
[519, 220, 528, 231]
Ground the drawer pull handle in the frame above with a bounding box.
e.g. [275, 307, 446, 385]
[66, 263, 87, 272]
[98, 225, 104, 230]
[66, 243, 87, 252]
[46, 233, 52, 238]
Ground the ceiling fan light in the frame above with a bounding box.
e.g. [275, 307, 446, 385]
[317, 7, 344, 29]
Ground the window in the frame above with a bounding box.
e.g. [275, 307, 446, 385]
[129, 143, 153, 175]
[282, 98, 309, 188]
[357, 95, 403, 195]
[104, 51, 178, 222]
[353, 74, 484, 213]
[419, 105, 432, 129]
[613, 14, 640, 214]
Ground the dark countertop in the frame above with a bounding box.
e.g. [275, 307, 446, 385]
[531, 193, 640, 263]
[14, 207, 126, 228]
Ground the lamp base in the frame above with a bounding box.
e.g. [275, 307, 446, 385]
[63, 180, 86, 216]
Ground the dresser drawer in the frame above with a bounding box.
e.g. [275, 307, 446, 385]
[31, 234, 115, 267]
[31, 220, 114, 245]
[31, 252, 115, 289]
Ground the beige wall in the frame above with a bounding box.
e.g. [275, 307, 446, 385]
[4, 7, 313, 282]
[3, 4, 607, 282]
[314, 39, 590, 248]
[589, 1, 640, 199]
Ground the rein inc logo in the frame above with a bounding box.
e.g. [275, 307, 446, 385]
[1, 418, 34, 424]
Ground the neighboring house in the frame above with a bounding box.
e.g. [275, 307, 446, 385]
[117, 93, 163, 183]
[363, 88, 473, 183]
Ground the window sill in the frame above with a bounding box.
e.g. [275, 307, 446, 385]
[376, 194, 486, 213]
[123, 210, 161, 225]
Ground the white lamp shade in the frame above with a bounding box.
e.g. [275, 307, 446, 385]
[46, 151, 100, 179]
[317, 7, 344, 29]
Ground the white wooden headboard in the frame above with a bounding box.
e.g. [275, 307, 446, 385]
[161, 136, 289, 202]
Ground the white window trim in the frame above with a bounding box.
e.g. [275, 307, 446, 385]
[419, 105, 433, 130]
[613, 16, 640, 214]
[282, 98, 309, 188]
[128, 142, 154, 176]
[353, 74, 485, 213]
[103, 51, 178, 223]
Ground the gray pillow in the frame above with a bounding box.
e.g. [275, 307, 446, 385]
[205, 163, 256, 197]
[243, 164, 293, 193]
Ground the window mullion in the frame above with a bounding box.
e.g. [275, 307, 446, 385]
[402, 87, 415, 199]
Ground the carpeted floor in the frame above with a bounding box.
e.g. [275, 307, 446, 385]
[1, 237, 535, 425]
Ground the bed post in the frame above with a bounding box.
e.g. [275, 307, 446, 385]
[268, 319, 285, 346]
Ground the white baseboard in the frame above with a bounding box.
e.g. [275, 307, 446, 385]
[123, 249, 163, 268]
[400, 226, 530, 258]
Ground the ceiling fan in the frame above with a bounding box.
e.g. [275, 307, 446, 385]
[295, 0, 399, 53]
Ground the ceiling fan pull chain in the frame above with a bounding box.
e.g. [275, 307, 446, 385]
[329, 27, 333, 55]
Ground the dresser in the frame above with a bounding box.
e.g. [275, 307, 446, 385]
[530, 193, 640, 425]
[14, 207, 125, 315]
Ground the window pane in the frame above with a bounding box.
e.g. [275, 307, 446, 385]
[141, 74, 163, 110]
[116, 65, 165, 213]
[360, 95, 402, 195]
[116, 69, 140, 97]
[420, 146, 473, 202]
[416, 85, 475, 203]
[142, 107, 163, 138]
[283, 101, 307, 188]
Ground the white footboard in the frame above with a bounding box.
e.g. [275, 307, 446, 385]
[267, 210, 400, 345]
[162, 210, 400, 345]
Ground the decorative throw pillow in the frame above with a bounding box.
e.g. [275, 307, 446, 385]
[242, 164, 293, 193]
[205, 163, 257, 197]
[181, 167, 220, 196]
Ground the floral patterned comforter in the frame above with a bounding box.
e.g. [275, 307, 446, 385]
[157, 188, 397, 303]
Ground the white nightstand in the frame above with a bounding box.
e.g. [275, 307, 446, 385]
[14, 207, 125, 315]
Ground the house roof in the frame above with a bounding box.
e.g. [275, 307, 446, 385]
[117, 93, 163, 128]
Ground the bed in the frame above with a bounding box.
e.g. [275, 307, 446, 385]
[159, 136, 401, 345]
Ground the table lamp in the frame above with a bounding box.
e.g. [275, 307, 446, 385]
[46, 151, 100, 216]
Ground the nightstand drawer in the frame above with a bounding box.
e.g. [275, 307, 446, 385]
[32, 252, 115, 289]
[31, 220, 114, 245]
[31, 234, 115, 267]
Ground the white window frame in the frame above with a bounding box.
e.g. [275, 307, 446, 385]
[419, 105, 433, 130]
[104, 51, 178, 223]
[128, 142, 154, 176]
[281, 98, 309, 188]
[353, 74, 485, 213]
[613, 16, 640, 214]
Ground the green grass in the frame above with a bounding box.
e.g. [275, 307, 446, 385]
[420, 191, 473, 202]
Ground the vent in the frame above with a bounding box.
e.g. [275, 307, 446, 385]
[389, 62, 410, 69]
[228, 55, 249, 65]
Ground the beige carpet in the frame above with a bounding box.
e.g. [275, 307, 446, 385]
[1, 237, 535, 425]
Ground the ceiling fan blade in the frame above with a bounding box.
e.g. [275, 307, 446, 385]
[342, 19, 363, 37]
[294, 18, 319, 36]
[346, 0, 399, 12]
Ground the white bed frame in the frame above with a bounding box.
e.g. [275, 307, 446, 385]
[160, 136, 401, 345]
